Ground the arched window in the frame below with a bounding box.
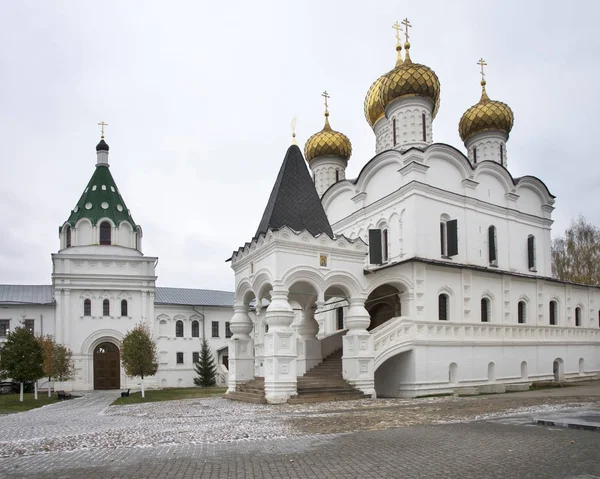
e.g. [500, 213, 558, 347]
[335, 169, 340, 182]
[191, 320, 199, 337]
[121, 299, 128, 317]
[421, 112, 426, 141]
[481, 298, 490, 323]
[438, 294, 449, 321]
[527, 235, 536, 271]
[84, 299, 91, 316]
[518, 301, 526, 324]
[102, 299, 110, 317]
[175, 320, 184, 337]
[100, 221, 112, 245]
[65, 225, 72, 248]
[473, 146, 477, 163]
[549, 301, 557, 325]
[440, 215, 458, 258]
[575, 307, 582, 327]
[488, 225, 497, 265]
[264, 323, 269, 333]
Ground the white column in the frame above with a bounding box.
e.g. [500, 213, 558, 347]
[295, 305, 322, 376]
[55, 289, 63, 343]
[263, 287, 297, 403]
[227, 303, 255, 392]
[63, 290, 71, 348]
[342, 297, 375, 397]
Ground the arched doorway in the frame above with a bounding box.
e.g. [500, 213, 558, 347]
[553, 358, 564, 383]
[366, 284, 402, 331]
[94, 342, 120, 389]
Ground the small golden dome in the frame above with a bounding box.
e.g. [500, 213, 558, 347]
[458, 80, 514, 142]
[364, 74, 386, 128]
[304, 112, 352, 163]
[379, 44, 441, 117]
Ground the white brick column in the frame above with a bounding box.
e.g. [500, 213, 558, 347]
[263, 288, 297, 403]
[227, 303, 254, 393]
[342, 297, 375, 397]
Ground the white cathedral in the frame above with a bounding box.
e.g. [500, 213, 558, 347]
[1, 22, 599, 402]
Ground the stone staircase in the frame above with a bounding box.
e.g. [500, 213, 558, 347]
[225, 349, 369, 404]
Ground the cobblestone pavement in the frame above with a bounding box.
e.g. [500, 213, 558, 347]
[0, 385, 599, 478]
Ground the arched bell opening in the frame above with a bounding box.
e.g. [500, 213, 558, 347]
[366, 284, 402, 331]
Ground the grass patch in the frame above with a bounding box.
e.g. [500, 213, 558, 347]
[0, 393, 63, 414]
[112, 387, 227, 405]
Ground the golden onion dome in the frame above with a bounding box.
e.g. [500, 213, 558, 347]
[364, 74, 386, 128]
[458, 79, 514, 142]
[379, 43, 441, 118]
[304, 111, 352, 163]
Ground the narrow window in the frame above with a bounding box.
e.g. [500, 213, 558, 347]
[264, 323, 269, 333]
[518, 301, 526, 324]
[192, 352, 200, 363]
[103, 299, 110, 317]
[24, 319, 34, 335]
[598, 310, 600, 328]
[527, 235, 536, 271]
[369, 229, 383, 265]
[336, 307, 344, 330]
[575, 307, 582, 327]
[440, 222, 447, 256]
[176, 352, 184, 364]
[175, 320, 184, 337]
[100, 221, 112, 245]
[473, 146, 477, 164]
[211, 321, 219, 337]
[438, 294, 449, 321]
[225, 321, 232, 338]
[549, 301, 557, 325]
[335, 169, 340, 182]
[488, 225, 497, 265]
[191, 320, 199, 337]
[446, 220, 458, 257]
[481, 298, 490, 323]
[382, 229, 389, 262]
[65, 225, 72, 248]
[84, 299, 91, 316]
[121, 299, 128, 317]
[392, 118, 397, 146]
[422, 113, 426, 141]
[500, 144, 504, 164]
[0, 320, 9, 337]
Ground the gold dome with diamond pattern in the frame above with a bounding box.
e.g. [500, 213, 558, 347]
[364, 74, 387, 128]
[459, 78, 514, 142]
[379, 41, 441, 118]
[305, 106, 352, 163]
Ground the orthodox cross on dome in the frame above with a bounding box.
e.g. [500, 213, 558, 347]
[401, 17, 412, 43]
[477, 58, 487, 83]
[392, 20, 402, 46]
[97, 121, 108, 139]
[322, 90, 330, 114]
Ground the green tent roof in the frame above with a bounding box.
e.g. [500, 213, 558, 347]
[64, 163, 136, 229]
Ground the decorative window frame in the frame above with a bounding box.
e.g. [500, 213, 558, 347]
[117, 291, 133, 319]
[98, 291, 113, 318]
[80, 290, 96, 319]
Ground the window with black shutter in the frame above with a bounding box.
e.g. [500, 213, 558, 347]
[100, 221, 112, 245]
[549, 301, 557, 325]
[369, 229, 383, 264]
[481, 298, 490, 323]
[438, 294, 448, 321]
[446, 220, 458, 257]
[518, 301, 526, 324]
[382, 229, 389, 262]
[336, 307, 344, 330]
[488, 225, 497, 265]
[84, 299, 91, 316]
[527, 235, 536, 270]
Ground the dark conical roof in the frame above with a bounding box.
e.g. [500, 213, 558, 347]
[255, 144, 333, 238]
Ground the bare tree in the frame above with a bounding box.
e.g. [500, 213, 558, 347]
[552, 215, 600, 285]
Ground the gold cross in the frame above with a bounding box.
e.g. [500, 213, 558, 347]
[291, 116, 297, 145]
[477, 58, 487, 82]
[401, 17, 411, 43]
[322, 90, 330, 112]
[97, 121, 108, 139]
[392, 20, 402, 46]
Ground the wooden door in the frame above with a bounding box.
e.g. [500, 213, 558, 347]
[93, 342, 120, 389]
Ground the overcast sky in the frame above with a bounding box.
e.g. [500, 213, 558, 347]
[1, 0, 599, 291]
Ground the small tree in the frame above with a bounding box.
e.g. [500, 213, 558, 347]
[39, 335, 56, 398]
[552, 215, 600, 285]
[53, 343, 75, 382]
[0, 327, 44, 401]
[194, 339, 216, 387]
[121, 323, 158, 398]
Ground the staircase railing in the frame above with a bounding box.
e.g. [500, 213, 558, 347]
[372, 317, 416, 370]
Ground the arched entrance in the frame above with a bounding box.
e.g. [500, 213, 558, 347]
[94, 342, 120, 389]
[366, 284, 402, 331]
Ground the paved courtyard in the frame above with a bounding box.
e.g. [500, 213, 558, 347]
[0, 383, 599, 478]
